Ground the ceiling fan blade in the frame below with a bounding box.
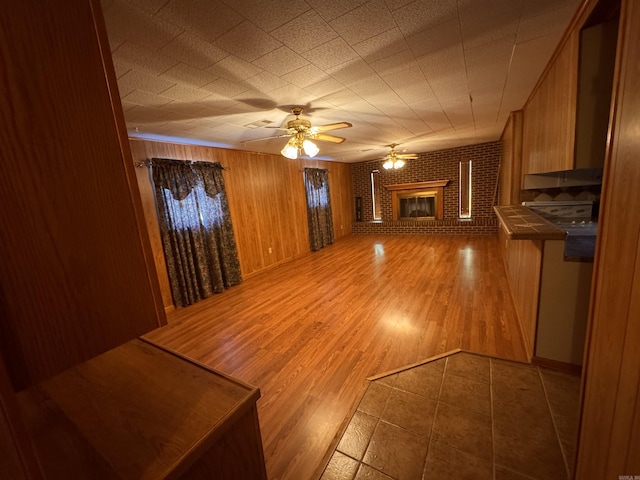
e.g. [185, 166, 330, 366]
[313, 133, 347, 143]
[241, 133, 292, 144]
[314, 122, 352, 133]
[395, 154, 418, 159]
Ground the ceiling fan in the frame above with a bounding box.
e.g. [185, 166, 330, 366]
[242, 107, 352, 159]
[382, 144, 417, 169]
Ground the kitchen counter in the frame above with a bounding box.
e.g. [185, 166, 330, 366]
[496, 204, 594, 368]
[494, 205, 567, 240]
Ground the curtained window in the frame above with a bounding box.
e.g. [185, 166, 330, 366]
[151, 158, 242, 307]
[304, 168, 334, 251]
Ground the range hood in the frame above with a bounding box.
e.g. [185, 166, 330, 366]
[522, 167, 603, 190]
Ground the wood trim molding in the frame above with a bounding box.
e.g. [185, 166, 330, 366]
[384, 180, 449, 191]
[532, 355, 582, 376]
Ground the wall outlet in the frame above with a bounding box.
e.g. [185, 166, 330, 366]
[268, 247, 272, 254]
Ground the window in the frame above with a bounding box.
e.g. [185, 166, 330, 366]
[371, 170, 382, 220]
[459, 160, 472, 218]
[303, 168, 334, 251]
[151, 159, 242, 307]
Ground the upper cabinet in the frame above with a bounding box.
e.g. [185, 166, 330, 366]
[574, 6, 620, 169]
[0, 0, 166, 390]
[522, 0, 620, 175]
[522, 28, 579, 175]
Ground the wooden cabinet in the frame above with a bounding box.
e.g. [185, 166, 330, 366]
[16, 339, 267, 480]
[521, 0, 614, 175]
[574, 14, 619, 169]
[522, 29, 579, 175]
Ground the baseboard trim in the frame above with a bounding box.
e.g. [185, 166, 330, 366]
[532, 355, 582, 375]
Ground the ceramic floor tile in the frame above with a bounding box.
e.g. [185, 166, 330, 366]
[445, 352, 491, 384]
[380, 388, 437, 436]
[431, 402, 493, 461]
[358, 382, 392, 417]
[439, 371, 491, 416]
[423, 440, 493, 480]
[560, 438, 576, 475]
[362, 421, 429, 480]
[321, 451, 360, 480]
[394, 359, 445, 399]
[491, 359, 542, 391]
[493, 418, 567, 479]
[540, 369, 580, 442]
[492, 385, 552, 433]
[323, 354, 579, 480]
[549, 410, 578, 447]
[337, 411, 378, 461]
[354, 464, 395, 480]
[376, 374, 398, 388]
[495, 465, 539, 480]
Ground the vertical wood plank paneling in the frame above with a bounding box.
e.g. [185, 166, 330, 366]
[0, 0, 165, 389]
[128, 140, 353, 308]
[498, 111, 523, 205]
[129, 141, 173, 310]
[576, 0, 640, 475]
[499, 228, 541, 360]
[0, 357, 41, 480]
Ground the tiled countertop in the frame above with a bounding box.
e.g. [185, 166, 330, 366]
[494, 205, 566, 240]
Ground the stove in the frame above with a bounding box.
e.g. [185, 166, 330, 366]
[522, 201, 598, 259]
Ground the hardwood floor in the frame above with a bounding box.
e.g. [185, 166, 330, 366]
[143, 234, 527, 480]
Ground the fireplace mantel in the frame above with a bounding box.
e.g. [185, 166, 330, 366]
[384, 180, 450, 221]
[384, 180, 449, 191]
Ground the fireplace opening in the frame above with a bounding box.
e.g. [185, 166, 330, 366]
[398, 193, 436, 220]
[386, 181, 448, 221]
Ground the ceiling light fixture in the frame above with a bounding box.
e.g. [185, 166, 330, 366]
[280, 132, 319, 159]
[383, 158, 405, 170]
[382, 144, 416, 169]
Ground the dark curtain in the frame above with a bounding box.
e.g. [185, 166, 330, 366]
[304, 168, 334, 251]
[151, 158, 242, 307]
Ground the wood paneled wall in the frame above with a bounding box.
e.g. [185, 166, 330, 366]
[522, 0, 598, 175]
[0, 0, 165, 391]
[129, 140, 354, 309]
[499, 111, 523, 205]
[576, 0, 640, 475]
[0, 356, 39, 480]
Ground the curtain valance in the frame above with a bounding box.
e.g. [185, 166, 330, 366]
[151, 158, 225, 201]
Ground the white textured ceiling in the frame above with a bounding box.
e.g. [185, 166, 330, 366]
[102, 0, 580, 163]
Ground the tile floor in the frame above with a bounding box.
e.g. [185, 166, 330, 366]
[320, 352, 580, 480]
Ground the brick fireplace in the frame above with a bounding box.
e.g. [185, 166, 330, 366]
[351, 141, 501, 235]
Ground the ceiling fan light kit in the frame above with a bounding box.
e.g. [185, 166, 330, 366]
[243, 107, 352, 159]
[383, 158, 405, 169]
[280, 133, 319, 159]
[382, 144, 416, 169]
